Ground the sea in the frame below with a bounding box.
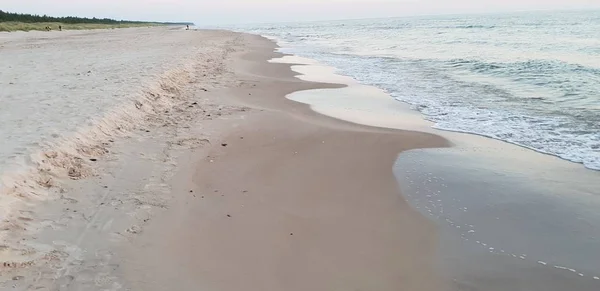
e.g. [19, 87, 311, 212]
[236, 10, 600, 171]
[233, 10, 600, 290]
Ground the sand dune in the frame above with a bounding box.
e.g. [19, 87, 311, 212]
[0, 27, 246, 288]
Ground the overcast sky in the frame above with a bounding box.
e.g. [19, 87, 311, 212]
[3, 0, 600, 25]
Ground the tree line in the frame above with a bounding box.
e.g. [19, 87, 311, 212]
[0, 10, 192, 25]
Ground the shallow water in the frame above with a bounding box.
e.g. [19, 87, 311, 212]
[394, 148, 600, 290]
[273, 54, 600, 290]
[236, 10, 600, 170]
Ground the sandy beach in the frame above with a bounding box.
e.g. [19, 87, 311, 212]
[0, 27, 449, 290]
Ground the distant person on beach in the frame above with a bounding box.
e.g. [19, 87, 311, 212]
[186, 25, 190, 30]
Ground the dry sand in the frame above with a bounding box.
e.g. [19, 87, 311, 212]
[0, 28, 449, 290]
[1, 27, 245, 289]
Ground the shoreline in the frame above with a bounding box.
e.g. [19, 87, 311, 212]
[0, 28, 450, 290]
[266, 35, 600, 290]
[252, 27, 600, 172]
[280, 53, 599, 174]
[120, 33, 450, 291]
[275, 47, 600, 289]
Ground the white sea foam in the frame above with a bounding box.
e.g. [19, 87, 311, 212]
[241, 11, 600, 171]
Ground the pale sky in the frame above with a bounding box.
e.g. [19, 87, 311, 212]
[2, 0, 600, 25]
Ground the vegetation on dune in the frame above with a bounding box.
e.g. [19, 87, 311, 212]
[0, 10, 149, 25]
[0, 22, 158, 32]
[0, 10, 193, 32]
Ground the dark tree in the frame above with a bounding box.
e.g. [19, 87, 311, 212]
[0, 10, 193, 25]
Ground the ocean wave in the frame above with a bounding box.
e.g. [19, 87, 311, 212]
[311, 53, 600, 171]
[447, 58, 600, 75]
[454, 25, 496, 29]
[421, 106, 600, 171]
[244, 11, 600, 171]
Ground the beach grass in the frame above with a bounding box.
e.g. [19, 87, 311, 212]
[0, 22, 162, 32]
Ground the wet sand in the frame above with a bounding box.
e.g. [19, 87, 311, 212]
[121, 34, 448, 291]
[0, 28, 450, 290]
[396, 148, 600, 291]
[282, 52, 600, 290]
